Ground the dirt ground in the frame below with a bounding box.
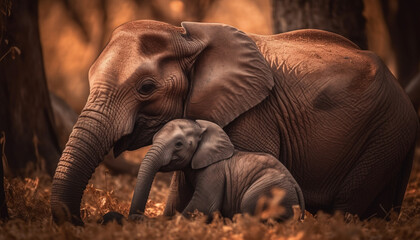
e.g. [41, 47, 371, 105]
[1, 146, 419, 239]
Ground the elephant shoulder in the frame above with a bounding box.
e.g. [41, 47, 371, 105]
[279, 29, 360, 49]
[249, 29, 359, 50]
[249, 30, 381, 94]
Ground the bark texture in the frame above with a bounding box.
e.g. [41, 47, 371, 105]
[0, 0, 60, 176]
[272, 0, 367, 49]
[0, 132, 7, 219]
[0, 0, 9, 220]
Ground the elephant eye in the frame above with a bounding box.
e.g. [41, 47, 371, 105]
[175, 141, 183, 148]
[138, 80, 156, 95]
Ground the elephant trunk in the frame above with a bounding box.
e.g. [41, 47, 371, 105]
[129, 143, 167, 216]
[51, 109, 115, 225]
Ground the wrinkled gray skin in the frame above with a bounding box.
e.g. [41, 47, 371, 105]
[129, 119, 305, 221]
[50, 92, 139, 176]
[51, 20, 418, 225]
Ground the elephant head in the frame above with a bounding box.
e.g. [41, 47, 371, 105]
[51, 20, 274, 225]
[129, 119, 234, 217]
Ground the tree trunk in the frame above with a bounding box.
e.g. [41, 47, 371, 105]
[0, 0, 10, 221]
[0, 0, 60, 177]
[272, 0, 367, 49]
[381, 0, 420, 88]
[0, 132, 7, 219]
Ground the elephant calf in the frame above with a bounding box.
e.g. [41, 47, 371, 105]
[129, 119, 305, 221]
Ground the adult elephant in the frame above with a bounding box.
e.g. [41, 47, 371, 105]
[51, 20, 418, 225]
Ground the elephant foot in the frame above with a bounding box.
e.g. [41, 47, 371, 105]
[128, 213, 148, 222]
[101, 211, 125, 225]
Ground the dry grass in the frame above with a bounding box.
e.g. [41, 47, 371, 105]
[1, 152, 420, 240]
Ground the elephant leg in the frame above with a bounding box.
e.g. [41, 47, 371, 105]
[241, 170, 296, 220]
[362, 172, 400, 219]
[163, 171, 194, 216]
[181, 174, 224, 220]
[333, 120, 415, 219]
[352, 142, 414, 220]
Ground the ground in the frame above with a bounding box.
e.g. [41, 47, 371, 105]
[1, 147, 419, 240]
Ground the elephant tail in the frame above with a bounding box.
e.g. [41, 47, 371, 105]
[295, 185, 305, 220]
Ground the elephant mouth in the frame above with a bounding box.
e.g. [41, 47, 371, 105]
[113, 134, 133, 157]
[114, 124, 151, 157]
[159, 160, 174, 172]
[113, 119, 166, 157]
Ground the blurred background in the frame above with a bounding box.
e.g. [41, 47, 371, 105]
[37, 0, 420, 113]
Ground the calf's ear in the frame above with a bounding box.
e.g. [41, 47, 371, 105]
[190, 120, 234, 169]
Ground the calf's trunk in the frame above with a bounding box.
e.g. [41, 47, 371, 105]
[129, 143, 166, 216]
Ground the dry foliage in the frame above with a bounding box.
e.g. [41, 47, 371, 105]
[1, 154, 419, 240]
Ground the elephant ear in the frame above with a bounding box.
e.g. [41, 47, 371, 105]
[191, 120, 234, 169]
[181, 22, 274, 127]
